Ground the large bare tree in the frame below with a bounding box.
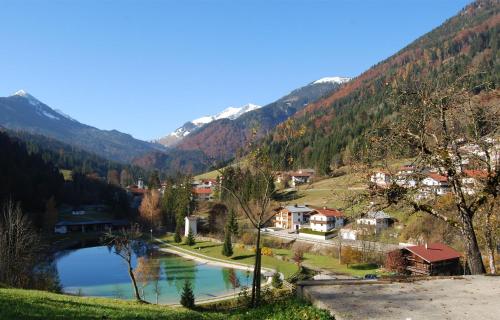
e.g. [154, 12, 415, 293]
[368, 71, 499, 274]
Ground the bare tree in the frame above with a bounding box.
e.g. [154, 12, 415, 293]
[139, 189, 162, 240]
[0, 201, 41, 288]
[104, 225, 145, 302]
[367, 71, 499, 274]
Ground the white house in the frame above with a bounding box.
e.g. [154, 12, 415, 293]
[340, 226, 361, 240]
[289, 170, 314, 187]
[356, 210, 393, 232]
[274, 205, 313, 231]
[309, 207, 345, 233]
[421, 173, 449, 196]
[461, 170, 487, 195]
[370, 171, 392, 188]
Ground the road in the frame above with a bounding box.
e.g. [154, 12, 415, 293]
[262, 229, 400, 253]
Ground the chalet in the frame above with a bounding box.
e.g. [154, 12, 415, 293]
[192, 188, 214, 201]
[273, 204, 313, 231]
[370, 170, 392, 188]
[421, 173, 449, 196]
[289, 170, 314, 187]
[395, 166, 419, 188]
[399, 243, 462, 276]
[309, 207, 345, 232]
[356, 210, 393, 232]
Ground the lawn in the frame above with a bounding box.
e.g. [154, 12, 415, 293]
[159, 236, 300, 278]
[0, 288, 333, 320]
[160, 235, 380, 278]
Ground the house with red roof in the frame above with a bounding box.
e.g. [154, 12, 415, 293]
[398, 243, 462, 276]
[370, 170, 392, 188]
[420, 173, 450, 196]
[309, 207, 345, 233]
[192, 187, 214, 201]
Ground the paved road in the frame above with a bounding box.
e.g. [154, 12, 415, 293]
[262, 229, 399, 252]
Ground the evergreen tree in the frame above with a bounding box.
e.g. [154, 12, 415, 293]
[185, 229, 195, 246]
[174, 224, 182, 243]
[180, 280, 195, 308]
[148, 170, 161, 190]
[221, 228, 233, 257]
[227, 209, 239, 237]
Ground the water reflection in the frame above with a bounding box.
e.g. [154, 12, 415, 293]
[55, 245, 248, 304]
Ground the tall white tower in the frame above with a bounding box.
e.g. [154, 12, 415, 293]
[138, 178, 144, 189]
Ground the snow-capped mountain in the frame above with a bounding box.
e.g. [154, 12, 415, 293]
[156, 103, 261, 147]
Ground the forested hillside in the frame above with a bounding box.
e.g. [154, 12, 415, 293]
[264, 0, 499, 174]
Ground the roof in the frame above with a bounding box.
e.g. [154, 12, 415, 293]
[312, 207, 344, 218]
[192, 188, 213, 194]
[463, 170, 488, 178]
[404, 243, 461, 263]
[289, 171, 313, 177]
[426, 173, 448, 182]
[282, 205, 313, 214]
[56, 219, 129, 227]
[365, 211, 392, 219]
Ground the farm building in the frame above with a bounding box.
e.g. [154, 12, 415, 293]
[397, 243, 462, 276]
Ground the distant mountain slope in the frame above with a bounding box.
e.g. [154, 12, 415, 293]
[174, 77, 350, 160]
[0, 91, 163, 162]
[156, 103, 261, 147]
[264, 0, 500, 174]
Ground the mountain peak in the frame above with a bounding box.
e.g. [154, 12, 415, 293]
[312, 76, 351, 85]
[11, 89, 42, 106]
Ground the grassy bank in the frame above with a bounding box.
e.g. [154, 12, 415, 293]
[159, 236, 299, 278]
[0, 288, 333, 320]
[160, 236, 380, 278]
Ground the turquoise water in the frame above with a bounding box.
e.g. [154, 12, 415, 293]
[55, 245, 252, 304]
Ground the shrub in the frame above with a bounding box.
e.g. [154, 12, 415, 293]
[240, 232, 256, 245]
[180, 280, 195, 308]
[271, 272, 283, 289]
[341, 246, 362, 267]
[385, 249, 407, 273]
[261, 247, 273, 256]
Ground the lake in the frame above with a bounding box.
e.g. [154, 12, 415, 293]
[55, 245, 252, 304]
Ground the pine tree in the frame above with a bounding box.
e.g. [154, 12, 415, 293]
[174, 224, 182, 243]
[227, 209, 239, 237]
[221, 228, 233, 257]
[180, 280, 195, 308]
[185, 229, 195, 246]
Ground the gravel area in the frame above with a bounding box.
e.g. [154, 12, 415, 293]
[302, 276, 500, 320]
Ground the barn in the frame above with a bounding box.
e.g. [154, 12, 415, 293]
[401, 243, 462, 276]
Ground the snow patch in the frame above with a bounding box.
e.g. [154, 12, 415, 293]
[12, 89, 42, 106]
[312, 76, 351, 85]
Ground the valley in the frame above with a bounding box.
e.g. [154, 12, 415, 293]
[0, 1, 499, 319]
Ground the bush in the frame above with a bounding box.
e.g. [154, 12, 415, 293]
[341, 246, 362, 267]
[240, 232, 256, 245]
[271, 272, 283, 289]
[261, 247, 273, 256]
[180, 280, 195, 308]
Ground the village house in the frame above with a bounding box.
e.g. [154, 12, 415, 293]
[370, 170, 392, 188]
[273, 204, 313, 231]
[309, 207, 345, 233]
[339, 225, 369, 240]
[356, 210, 393, 233]
[192, 187, 214, 201]
[461, 169, 487, 195]
[395, 165, 419, 188]
[420, 173, 450, 196]
[396, 243, 462, 276]
[289, 170, 314, 187]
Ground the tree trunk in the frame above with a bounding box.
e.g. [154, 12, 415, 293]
[485, 214, 497, 274]
[251, 226, 262, 307]
[460, 212, 486, 274]
[127, 264, 142, 301]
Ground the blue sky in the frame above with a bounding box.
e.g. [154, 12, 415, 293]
[0, 0, 472, 140]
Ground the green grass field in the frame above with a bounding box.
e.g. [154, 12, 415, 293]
[161, 236, 380, 278]
[160, 236, 299, 278]
[0, 288, 333, 320]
